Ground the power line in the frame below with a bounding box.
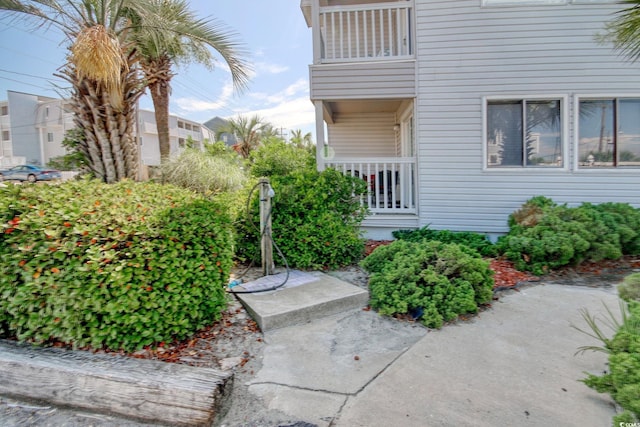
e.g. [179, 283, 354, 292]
[0, 68, 65, 83]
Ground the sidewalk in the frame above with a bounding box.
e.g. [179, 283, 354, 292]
[224, 283, 618, 426]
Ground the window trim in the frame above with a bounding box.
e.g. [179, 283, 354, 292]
[574, 94, 640, 172]
[482, 94, 569, 172]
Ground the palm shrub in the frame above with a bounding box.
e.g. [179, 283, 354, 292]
[575, 298, 640, 425]
[0, 179, 233, 351]
[235, 168, 367, 269]
[360, 240, 494, 328]
[160, 149, 247, 196]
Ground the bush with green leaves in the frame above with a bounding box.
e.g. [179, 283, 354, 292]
[499, 197, 640, 274]
[575, 299, 640, 425]
[393, 226, 497, 257]
[0, 179, 233, 351]
[360, 240, 494, 328]
[619, 273, 640, 302]
[160, 149, 247, 196]
[249, 140, 315, 178]
[236, 168, 367, 269]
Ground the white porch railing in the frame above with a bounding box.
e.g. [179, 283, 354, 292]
[327, 158, 417, 214]
[319, 1, 413, 63]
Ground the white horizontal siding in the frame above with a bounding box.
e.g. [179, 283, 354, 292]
[328, 112, 397, 157]
[415, 0, 640, 235]
[310, 60, 416, 99]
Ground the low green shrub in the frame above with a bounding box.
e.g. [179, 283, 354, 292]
[0, 179, 233, 351]
[235, 168, 367, 270]
[393, 226, 497, 257]
[160, 149, 247, 196]
[619, 273, 640, 302]
[360, 240, 494, 328]
[576, 299, 640, 424]
[499, 197, 640, 274]
[249, 140, 315, 178]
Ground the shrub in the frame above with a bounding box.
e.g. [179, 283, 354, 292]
[160, 149, 247, 196]
[249, 140, 315, 178]
[619, 273, 640, 302]
[393, 226, 497, 257]
[576, 299, 640, 425]
[361, 240, 494, 328]
[0, 179, 233, 351]
[236, 168, 367, 270]
[499, 198, 640, 274]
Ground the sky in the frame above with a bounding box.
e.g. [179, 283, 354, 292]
[0, 1, 316, 140]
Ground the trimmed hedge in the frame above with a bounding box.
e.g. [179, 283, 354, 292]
[499, 197, 640, 275]
[0, 179, 233, 351]
[393, 226, 498, 257]
[361, 240, 494, 328]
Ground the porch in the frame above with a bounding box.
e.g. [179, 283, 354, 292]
[327, 158, 417, 215]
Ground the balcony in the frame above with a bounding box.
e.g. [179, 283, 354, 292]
[302, 0, 414, 64]
[327, 157, 417, 214]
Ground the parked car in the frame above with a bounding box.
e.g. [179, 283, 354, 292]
[0, 165, 62, 182]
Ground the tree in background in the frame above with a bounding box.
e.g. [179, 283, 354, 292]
[132, 0, 250, 163]
[215, 115, 269, 159]
[290, 129, 314, 149]
[47, 128, 89, 173]
[0, 0, 155, 182]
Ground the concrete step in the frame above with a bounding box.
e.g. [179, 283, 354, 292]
[232, 270, 369, 331]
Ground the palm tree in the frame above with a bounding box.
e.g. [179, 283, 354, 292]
[601, 0, 640, 62]
[0, 0, 154, 182]
[290, 129, 313, 149]
[131, 0, 250, 163]
[215, 115, 269, 159]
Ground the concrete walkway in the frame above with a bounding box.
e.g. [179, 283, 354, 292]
[241, 284, 618, 427]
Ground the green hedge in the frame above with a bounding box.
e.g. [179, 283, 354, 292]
[236, 168, 367, 270]
[499, 197, 640, 275]
[360, 240, 494, 328]
[0, 179, 233, 351]
[393, 226, 498, 257]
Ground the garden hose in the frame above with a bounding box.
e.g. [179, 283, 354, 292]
[227, 181, 290, 294]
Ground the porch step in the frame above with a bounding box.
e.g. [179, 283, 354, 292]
[233, 270, 369, 331]
[0, 340, 232, 426]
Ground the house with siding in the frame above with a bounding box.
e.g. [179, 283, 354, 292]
[301, 0, 640, 239]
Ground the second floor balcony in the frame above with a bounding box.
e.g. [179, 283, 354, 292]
[302, 0, 414, 64]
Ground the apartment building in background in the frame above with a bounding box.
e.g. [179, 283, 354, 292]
[0, 90, 216, 168]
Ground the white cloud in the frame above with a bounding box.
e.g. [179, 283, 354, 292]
[230, 96, 315, 131]
[249, 78, 309, 105]
[255, 62, 289, 75]
[174, 81, 234, 112]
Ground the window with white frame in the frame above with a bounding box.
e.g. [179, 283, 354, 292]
[578, 98, 640, 168]
[2, 130, 9, 141]
[47, 132, 54, 143]
[486, 99, 563, 167]
[1, 106, 8, 116]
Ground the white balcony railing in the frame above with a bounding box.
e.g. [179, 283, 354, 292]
[319, 2, 413, 63]
[327, 158, 417, 214]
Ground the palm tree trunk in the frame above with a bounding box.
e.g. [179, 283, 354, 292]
[60, 53, 143, 183]
[142, 55, 173, 163]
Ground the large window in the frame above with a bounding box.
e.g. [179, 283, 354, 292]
[578, 98, 640, 168]
[486, 99, 563, 168]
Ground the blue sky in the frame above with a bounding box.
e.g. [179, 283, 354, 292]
[0, 1, 316, 139]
